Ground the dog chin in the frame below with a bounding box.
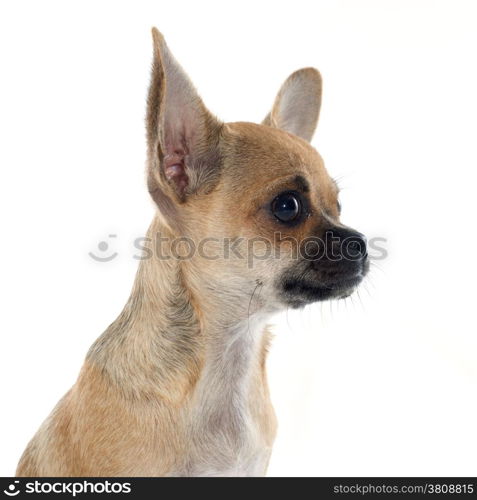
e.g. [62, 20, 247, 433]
[279, 274, 364, 309]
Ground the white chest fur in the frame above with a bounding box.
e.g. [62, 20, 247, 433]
[177, 317, 272, 476]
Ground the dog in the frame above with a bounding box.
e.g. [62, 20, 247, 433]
[16, 28, 368, 477]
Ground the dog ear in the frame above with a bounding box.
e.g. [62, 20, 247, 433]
[262, 68, 322, 142]
[147, 28, 222, 208]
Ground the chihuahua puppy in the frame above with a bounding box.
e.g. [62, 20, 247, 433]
[17, 28, 368, 477]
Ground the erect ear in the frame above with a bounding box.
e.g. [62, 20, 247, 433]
[147, 28, 222, 206]
[262, 68, 322, 142]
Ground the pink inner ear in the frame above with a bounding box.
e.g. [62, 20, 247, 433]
[164, 162, 189, 194]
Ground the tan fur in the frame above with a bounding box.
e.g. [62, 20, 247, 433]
[16, 28, 338, 477]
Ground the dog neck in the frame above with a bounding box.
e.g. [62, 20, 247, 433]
[87, 214, 271, 406]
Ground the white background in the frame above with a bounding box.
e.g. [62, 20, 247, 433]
[1, 0, 476, 477]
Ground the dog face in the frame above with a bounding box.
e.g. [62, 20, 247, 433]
[147, 29, 368, 313]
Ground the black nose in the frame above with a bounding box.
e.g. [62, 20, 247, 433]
[327, 227, 367, 260]
[347, 234, 367, 259]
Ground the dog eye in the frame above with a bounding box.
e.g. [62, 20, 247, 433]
[272, 192, 301, 223]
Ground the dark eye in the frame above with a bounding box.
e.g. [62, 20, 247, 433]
[272, 192, 301, 223]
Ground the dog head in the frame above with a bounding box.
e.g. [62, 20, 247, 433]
[146, 29, 368, 312]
